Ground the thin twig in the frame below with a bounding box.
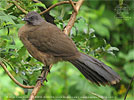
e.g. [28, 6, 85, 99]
[40, 1, 77, 15]
[29, 65, 53, 100]
[63, 0, 84, 35]
[12, 0, 28, 14]
[0, 62, 34, 89]
[124, 76, 134, 100]
[69, 0, 77, 13]
[89, 92, 106, 100]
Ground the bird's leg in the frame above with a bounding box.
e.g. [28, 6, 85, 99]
[47, 65, 51, 73]
[42, 66, 50, 80]
[41, 66, 45, 73]
[41, 66, 50, 73]
[37, 76, 47, 86]
[37, 66, 50, 85]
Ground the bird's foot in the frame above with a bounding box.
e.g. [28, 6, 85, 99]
[37, 66, 50, 85]
[36, 76, 48, 86]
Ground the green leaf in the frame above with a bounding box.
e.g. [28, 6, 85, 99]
[0, 7, 5, 11]
[88, 13, 97, 19]
[92, 23, 110, 39]
[98, 4, 105, 16]
[126, 49, 134, 61]
[100, 18, 112, 28]
[0, 11, 16, 24]
[32, 3, 46, 9]
[12, 24, 24, 28]
[52, 0, 58, 4]
[0, 0, 7, 8]
[108, 47, 119, 51]
[124, 62, 134, 77]
[0, 57, 2, 62]
[105, 44, 111, 50]
[118, 52, 126, 59]
[118, 50, 134, 61]
[75, 18, 87, 32]
[18, 46, 26, 58]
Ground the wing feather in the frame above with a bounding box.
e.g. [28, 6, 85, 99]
[27, 22, 78, 58]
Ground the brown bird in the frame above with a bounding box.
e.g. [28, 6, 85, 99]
[18, 11, 121, 86]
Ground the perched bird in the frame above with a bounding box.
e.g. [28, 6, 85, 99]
[18, 11, 121, 86]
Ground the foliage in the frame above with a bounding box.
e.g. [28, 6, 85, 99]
[0, 0, 134, 100]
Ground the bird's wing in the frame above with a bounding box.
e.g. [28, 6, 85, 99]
[27, 22, 79, 58]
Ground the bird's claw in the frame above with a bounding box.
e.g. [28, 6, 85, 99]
[36, 76, 48, 86]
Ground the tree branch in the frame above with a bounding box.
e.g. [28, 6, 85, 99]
[40, 1, 77, 15]
[11, 0, 28, 14]
[63, 0, 84, 35]
[69, 0, 77, 13]
[29, 65, 52, 100]
[29, 0, 84, 99]
[0, 61, 34, 89]
[124, 76, 134, 100]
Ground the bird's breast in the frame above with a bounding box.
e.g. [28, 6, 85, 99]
[18, 25, 61, 66]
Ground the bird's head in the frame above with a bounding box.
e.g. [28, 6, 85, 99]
[23, 11, 44, 25]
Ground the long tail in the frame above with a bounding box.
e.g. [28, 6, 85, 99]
[69, 53, 121, 86]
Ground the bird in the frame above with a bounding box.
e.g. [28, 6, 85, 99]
[18, 11, 121, 86]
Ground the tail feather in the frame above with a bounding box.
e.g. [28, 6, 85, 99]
[69, 53, 121, 85]
[72, 59, 108, 85]
[72, 60, 100, 85]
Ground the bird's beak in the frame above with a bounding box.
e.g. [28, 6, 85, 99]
[22, 17, 29, 21]
[22, 18, 25, 21]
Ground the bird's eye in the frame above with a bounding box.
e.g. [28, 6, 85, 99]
[30, 16, 34, 20]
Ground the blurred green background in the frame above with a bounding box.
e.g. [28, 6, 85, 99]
[0, 0, 134, 100]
